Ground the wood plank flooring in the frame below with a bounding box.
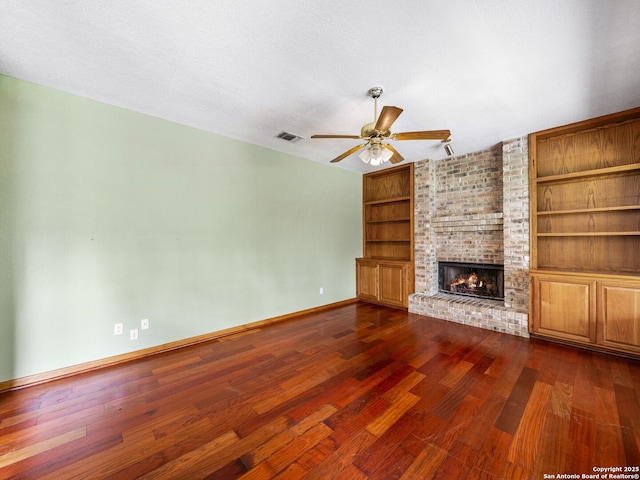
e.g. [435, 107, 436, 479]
[1, 302, 639, 479]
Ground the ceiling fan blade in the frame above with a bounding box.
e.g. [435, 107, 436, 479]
[393, 130, 451, 141]
[374, 106, 403, 132]
[311, 134, 361, 139]
[330, 144, 367, 163]
[384, 144, 405, 164]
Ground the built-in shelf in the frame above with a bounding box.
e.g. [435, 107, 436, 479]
[534, 162, 640, 184]
[537, 205, 640, 215]
[537, 231, 640, 237]
[366, 218, 411, 223]
[365, 239, 412, 242]
[368, 256, 412, 261]
[532, 267, 640, 278]
[364, 196, 411, 206]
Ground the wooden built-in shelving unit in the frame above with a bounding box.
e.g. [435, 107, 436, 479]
[529, 107, 640, 356]
[357, 163, 414, 309]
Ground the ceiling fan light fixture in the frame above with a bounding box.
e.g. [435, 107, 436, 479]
[359, 143, 393, 166]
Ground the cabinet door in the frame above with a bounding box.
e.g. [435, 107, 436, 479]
[379, 263, 407, 308]
[356, 260, 378, 302]
[530, 274, 596, 344]
[597, 280, 640, 354]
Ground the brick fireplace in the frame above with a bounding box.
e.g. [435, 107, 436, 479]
[409, 137, 530, 337]
[438, 262, 504, 300]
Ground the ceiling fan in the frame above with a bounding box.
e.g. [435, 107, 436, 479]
[311, 86, 451, 165]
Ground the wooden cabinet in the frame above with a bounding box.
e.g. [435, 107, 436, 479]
[357, 163, 414, 308]
[597, 279, 640, 355]
[530, 272, 596, 344]
[356, 259, 379, 303]
[356, 259, 412, 308]
[529, 107, 640, 356]
[530, 272, 640, 355]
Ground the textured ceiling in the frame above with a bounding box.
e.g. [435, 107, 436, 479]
[2, 1, 640, 173]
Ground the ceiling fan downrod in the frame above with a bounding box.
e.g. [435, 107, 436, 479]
[368, 86, 384, 123]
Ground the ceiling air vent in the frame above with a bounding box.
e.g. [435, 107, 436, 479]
[275, 131, 303, 143]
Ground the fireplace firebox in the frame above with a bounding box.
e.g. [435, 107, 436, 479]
[438, 262, 504, 300]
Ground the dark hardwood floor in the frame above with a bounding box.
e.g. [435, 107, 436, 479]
[1, 302, 639, 479]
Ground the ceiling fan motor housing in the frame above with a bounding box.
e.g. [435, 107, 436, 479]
[361, 122, 377, 138]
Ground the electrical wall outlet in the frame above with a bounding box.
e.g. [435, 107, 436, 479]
[114, 323, 124, 335]
[319, 287, 324, 294]
[130, 328, 138, 340]
[141, 318, 149, 330]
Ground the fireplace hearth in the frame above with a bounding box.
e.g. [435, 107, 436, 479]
[438, 262, 504, 301]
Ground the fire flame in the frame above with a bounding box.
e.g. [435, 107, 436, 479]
[451, 272, 484, 289]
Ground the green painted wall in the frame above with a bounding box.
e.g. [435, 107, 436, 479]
[0, 75, 362, 382]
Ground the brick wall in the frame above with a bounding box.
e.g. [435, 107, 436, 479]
[433, 144, 504, 265]
[413, 160, 436, 295]
[502, 136, 530, 312]
[409, 137, 530, 337]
